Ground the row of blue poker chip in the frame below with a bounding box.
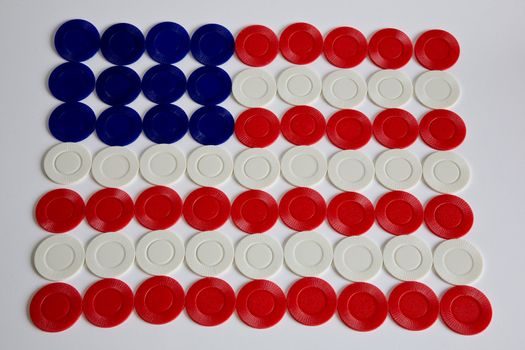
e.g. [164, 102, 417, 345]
[55, 19, 234, 66]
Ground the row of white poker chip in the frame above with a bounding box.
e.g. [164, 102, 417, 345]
[233, 68, 460, 109]
[34, 230, 483, 286]
[44, 143, 471, 193]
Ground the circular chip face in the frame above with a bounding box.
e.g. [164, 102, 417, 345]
[191, 24, 234, 65]
[327, 192, 374, 236]
[328, 150, 374, 191]
[281, 146, 327, 187]
[234, 148, 280, 189]
[136, 230, 185, 276]
[135, 186, 182, 230]
[422, 151, 470, 193]
[34, 235, 85, 281]
[375, 149, 422, 190]
[96, 106, 142, 146]
[92, 146, 139, 187]
[189, 106, 234, 145]
[235, 25, 278, 67]
[388, 281, 439, 331]
[235, 108, 280, 147]
[323, 27, 367, 68]
[287, 277, 336, 326]
[281, 106, 326, 145]
[326, 109, 372, 149]
[433, 239, 483, 285]
[236, 280, 286, 328]
[235, 234, 283, 279]
[140, 144, 186, 185]
[373, 109, 419, 149]
[368, 28, 413, 69]
[85, 188, 134, 232]
[85, 233, 135, 278]
[277, 67, 322, 105]
[415, 30, 460, 70]
[30, 283, 82, 332]
[43, 142, 91, 185]
[368, 70, 412, 108]
[186, 231, 234, 277]
[322, 70, 367, 108]
[135, 276, 185, 324]
[334, 236, 382, 281]
[231, 190, 278, 233]
[54, 19, 100, 62]
[145, 22, 190, 64]
[187, 66, 231, 106]
[279, 23, 323, 64]
[419, 109, 466, 150]
[337, 282, 387, 331]
[440, 286, 492, 335]
[232, 69, 276, 107]
[183, 187, 231, 230]
[142, 64, 186, 104]
[383, 235, 432, 281]
[284, 231, 333, 277]
[96, 66, 141, 106]
[48, 62, 95, 102]
[425, 194, 473, 239]
[375, 191, 424, 235]
[48, 102, 96, 142]
[279, 188, 326, 231]
[185, 277, 236, 326]
[83, 279, 134, 328]
[415, 71, 461, 109]
[143, 104, 188, 144]
[187, 146, 233, 187]
[35, 189, 85, 233]
[100, 23, 144, 65]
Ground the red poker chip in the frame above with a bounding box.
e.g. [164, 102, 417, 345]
[375, 191, 424, 235]
[368, 28, 413, 69]
[236, 280, 286, 329]
[279, 23, 323, 64]
[440, 286, 492, 335]
[83, 278, 134, 328]
[326, 109, 372, 150]
[287, 277, 337, 326]
[415, 29, 460, 70]
[235, 108, 280, 148]
[388, 281, 439, 331]
[29, 282, 82, 332]
[373, 109, 419, 149]
[35, 189, 85, 233]
[425, 194, 473, 239]
[135, 186, 182, 230]
[85, 188, 134, 232]
[183, 187, 231, 231]
[327, 192, 374, 236]
[279, 187, 326, 231]
[281, 106, 326, 145]
[419, 109, 466, 150]
[231, 190, 278, 234]
[134, 276, 185, 325]
[185, 277, 236, 326]
[323, 27, 367, 68]
[235, 25, 279, 67]
[337, 283, 387, 331]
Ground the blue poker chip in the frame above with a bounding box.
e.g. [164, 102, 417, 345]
[96, 106, 142, 146]
[96, 66, 141, 106]
[100, 23, 144, 65]
[142, 64, 186, 104]
[191, 24, 234, 65]
[187, 66, 231, 106]
[54, 19, 100, 62]
[48, 62, 95, 102]
[146, 22, 190, 64]
[189, 106, 234, 145]
[48, 102, 96, 142]
[143, 104, 188, 144]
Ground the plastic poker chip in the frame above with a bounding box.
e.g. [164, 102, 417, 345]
[281, 106, 326, 145]
[419, 109, 466, 150]
[185, 231, 234, 277]
[35, 188, 85, 233]
[135, 186, 182, 230]
[425, 194, 473, 239]
[54, 19, 100, 62]
[277, 66, 322, 105]
[189, 106, 234, 145]
[187, 66, 231, 105]
[233, 148, 280, 189]
[373, 109, 419, 149]
[423, 151, 470, 193]
[85, 233, 135, 278]
[183, 187, 231, 231]
[135, 230, 185, 276]
[232, 68, 276, 107]
[415, 29, 460, 70]
[85, 188, 134, 232]
[146, 22, 190, 64]
[235, 234, 283, 279]
[100, 23, 144, 65]
[48, 62, 95, 102]
[187, 146, 233, 187]
[433, 239, 483, 285]
[29, 283, 82, 332]
[96, 66, 141, 106]
[134, 276, 185, 324]
[368, 28, 413, 69]
[48, 102, 96, 142]
[185, 277, 236, 326]
[333, 236, 382, 282]
[337, 282, 387, 331]
[375, 149, 422, 191]
[440, 286, 492, 335]
[284, 231, 333, 277]
[327, 192, 374, 236]
[322, 70, 367, 109]
[96, 106, 142, 146]
[375, 191, 424, 235]
[143, 104, 188, 144]
[236, 280, 286, 329]
[287, 277, 336, 326]
[83, 279, 134, 328]
[383, 235, 432, 281]
[235, 108, 280, 147]
[231, 190, 278, 233]
[326, 109, 372, 149]
[142, 64, 186, 104]
[327, 150, 374, 192]
[415, 71, 461, 109]
[281, 146, 327, 187]
[34, 235, 85, 281]
[140, 144, 186, 185]
[43, 143, 91, 185]
[191, 24, 234, 65]
[279, 187, 326, 231]
[368, 69, 413, 108]
[235, 25, 278, 67]
[323, 27, 367, 68]
[91, 146, 139, 187]
[279, 23, 323, 64]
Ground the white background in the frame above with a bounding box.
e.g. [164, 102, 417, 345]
[1, 0, 524, 349]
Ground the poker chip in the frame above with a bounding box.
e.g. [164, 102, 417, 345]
[375, 149, 422, 191]
[281, 106, 326, 145]
[333, 237, 382, 281]
[284, 231, 333, 277]
[287, 277, 336, 326]
[388, 281, 439, 331]
[185, 231, 234, 277]
[145, 22, 190, 64]
[277, 67, 321, 105]
[322, 70, 367, 108]
[281, 146, 327, 187]
[95, 66, 141, 106]
[231, 190, 278, 233]
[327, 150, 374, 191]
[135, 186, 182, 230]
[187, 146, 233, 187]
[232, 69, 276, 107]
[35, 189, 85, 233]
[183, 187, 230, 231]
[34, 235, 84, 281]
[85, 233, 135, 278]
[375, 191, 424, 235]
[140, 144, 186, 185]
[143, 104, 188, 144]
[235, 108, 280, 147]
[85, 188, 134, 232]
[48, 62, 95, 102]
[236, 280, 286, 328]
[100, 23, 144, 65]
[327, 192, 374, 236]
[48, 102, 96, 142]
[134, 276, 185, 324]
[185, 277, 236, 326]
[326, 109, 372, 149]
[373, 109, 419, 149]
[415, 71, 461, 109]
[424, 194, 473, 239]
[419, 109, 466, 150]
[189, 106, 234, 145]
[54, 19, 100, 62]
[29, 283, 82, 332]
[415, 29, 460, 70]
[43, 142, 91, 185]
[337, 283, 387, 331]
[368, 28, 413, 69]
[323, 27, 367, 68]
[422, 151, 470, 193]
[190, 24, 234, 65]
[92, 147, 139, 187]
[279, 23, 323, 64]
[368, 69, 412, 108]
[142, 64, 186, 104]
[383, 235, 432, 281]
[83, 279, 134, 328]
[279, 187, 326, 231]
[187, 66, 231, 106]
[96, 106, 142, 146]
[235, 234, 283, 279]
[135, 230, 185, 276]
[233, 148, 280, 189]
[235, 25, 278, 67]
[433, 239, 483, 285]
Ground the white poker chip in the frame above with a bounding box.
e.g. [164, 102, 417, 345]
[284, 231, 333, 277]
[383, 235, 432, 281]
[423, 151, 470, 194]
[135, 230, 185, 276]
[281, 146, 327, 187]
[235, 234, 283, 279]
[234, 148, 280, 189]
[33, 235, 85, 281]
[322, 70, 367, 108]
[232, 68, 276, 107]
[185, 231, 234, 277]
[415, 70, 460, 109]
[85, 232, 135, 278]
[375, 149, 422, 190]
[277, 66, 321, 105]
[433, 239, 483, 285]
[43, 142, 91, 185]
[333, 236, 382, 282]
[140, 144, 186, 185]
[328, 150, 374, 191]
[187, 146, 233, 187]
[92, 146, 139, 188]
[368, 69, 413, 108]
